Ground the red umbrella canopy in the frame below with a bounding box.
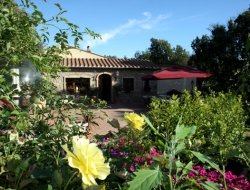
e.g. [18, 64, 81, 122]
[142, 65, 212, 80]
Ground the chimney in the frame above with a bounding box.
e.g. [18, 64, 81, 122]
[86, 46, 91, 52]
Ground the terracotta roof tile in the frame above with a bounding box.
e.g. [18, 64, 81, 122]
[62, 58, 161, 69]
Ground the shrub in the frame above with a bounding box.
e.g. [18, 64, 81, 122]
[97, 113, 250, 190]
[0, 78, 107, 189]
[148, 90, 247, 163]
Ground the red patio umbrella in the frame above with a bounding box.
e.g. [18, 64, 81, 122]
[142, 65, 212, 80]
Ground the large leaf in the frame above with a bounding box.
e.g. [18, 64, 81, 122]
[107, 118, 120, 129]
[175, 123, 196, 141]
[175, 160, 185, 173]
[175, 142, 186, 154]
[142, 114, 159, 135]
[200, 181, 220, 190]
[53, 170, 63, 187]
[190, 151, 222, 173]
[153, 155, 169, 167]
[183, 161, 193, 175]
[128, 167, 162, 190]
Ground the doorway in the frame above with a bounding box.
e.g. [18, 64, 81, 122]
[98, 74, 111, 102]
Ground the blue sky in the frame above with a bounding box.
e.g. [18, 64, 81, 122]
[32, 0, 249, 58]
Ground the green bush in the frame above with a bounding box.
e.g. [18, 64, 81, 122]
[0, 78, 107, 189]
[148, 90, 247, 163]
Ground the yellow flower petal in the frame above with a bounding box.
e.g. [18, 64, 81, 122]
[124, 112, 145, 131]
[62, 136, 110, 187]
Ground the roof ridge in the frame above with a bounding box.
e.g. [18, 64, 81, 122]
[62, 57, 161, 69]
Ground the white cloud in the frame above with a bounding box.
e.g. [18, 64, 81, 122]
[83, 12, 170, 48]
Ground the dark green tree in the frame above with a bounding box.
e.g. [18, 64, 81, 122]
[189, 10, 250, 90]
[134, 38, 190, 65]
[104, 55, 118, 58]
[0, 0, 100, 75]
[134, 49, 151, 60]
[189, 8, 250, 121]
[149, 38, 173, 65]
[171, 45, 190, 65]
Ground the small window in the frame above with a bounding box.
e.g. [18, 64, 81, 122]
[66, 78, 90, 95]
[123, 78, 134, 93]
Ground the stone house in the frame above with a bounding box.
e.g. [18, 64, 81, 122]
[53, 47, 161, 103]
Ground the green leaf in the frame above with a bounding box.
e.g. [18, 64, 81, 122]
[54, 3, 63, 11]
[19, 178, 38, 189]
[175, 160, 185, 173]
[47, 184, 53, 190]
[183, 161, 193, 175]
[16, 120, 29, 132]
[128, 167, 162, 190]
[142, 114, 159, 135]
[153, 155, 168, 166]
[107, 118, 120, 129]
[6, 42, 11, 51]
[190, 151, 222, 174]
[53, 170, 63, 187]
[31, 168, 53, 179]
[19, 158, 30, 171]
[200, 181, 220, 190]
[11, 110, 20, 115]
[175, 123, 196, 141]
[175, 142, 185, 154]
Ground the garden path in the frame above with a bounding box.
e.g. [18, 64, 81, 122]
[88, 102, 147, 138]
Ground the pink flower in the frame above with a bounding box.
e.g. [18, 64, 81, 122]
[193, 165, 206, 176]
[186, 165, 250, 189]
[146, 159, 154, 165]
[102, 137, 110, 142]
[224, 171, 237, 181]
[133, 156, 141, 163]
[188, 172, 196, 178]
[129, 164, 135, 172]
[150, 147, 160, 156]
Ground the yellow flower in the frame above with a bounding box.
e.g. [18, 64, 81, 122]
[62, 136, 110, 187]
[124, 112, 145, 131]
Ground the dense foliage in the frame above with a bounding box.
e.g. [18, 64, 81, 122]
[189, 9, 250, 122]
[1, 0, 250, 189]
[0, 0, 104, 189]
[0, 74, 107, 188]
[0, 0, 100, 75]
[134, 38, 190, 65]
[148, 90, 248, 164]
[96, 112, 250, 190]
[189, 10, 250, 91]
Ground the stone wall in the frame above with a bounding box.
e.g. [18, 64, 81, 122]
[52, 68, 156, 103]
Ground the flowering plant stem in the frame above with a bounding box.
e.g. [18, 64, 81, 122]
[64, 171, 78, 190]
[222, 165, 228, 190]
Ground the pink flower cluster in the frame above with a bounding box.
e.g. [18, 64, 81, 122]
[129, 146, 161, 172]
[188, 165, 250, 190]
[99, 133, 162, 173]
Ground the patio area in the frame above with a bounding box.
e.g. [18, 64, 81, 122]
[88, 102, 148, 138]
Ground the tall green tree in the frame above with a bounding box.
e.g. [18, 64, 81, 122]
[189, 8, 250, 120]
[134, 49, 151, 60]
[149, 38, 173, 65]
[0, 0, 99, 76]
[134, 38, 190, 65]
[171, 45, 190, 65]
[189, 9, 250, 91]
